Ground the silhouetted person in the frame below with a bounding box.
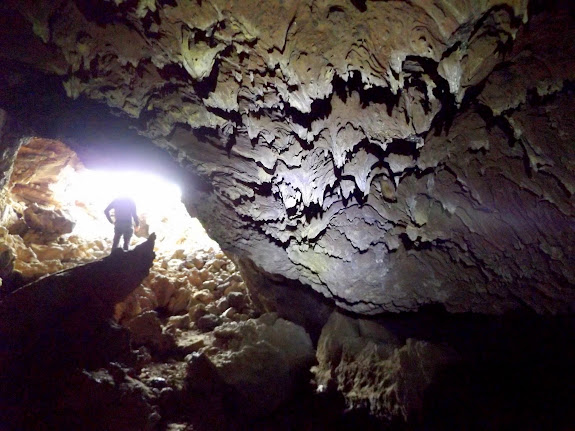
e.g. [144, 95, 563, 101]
[105, 196, 140, 251]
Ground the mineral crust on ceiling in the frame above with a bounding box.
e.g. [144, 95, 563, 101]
[1, 0, 574, 315]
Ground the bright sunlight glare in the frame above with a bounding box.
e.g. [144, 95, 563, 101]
[51, 167, 219, 252]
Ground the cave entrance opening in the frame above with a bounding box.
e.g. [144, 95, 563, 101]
[51, 166, 218, 253]
[1, 137, 220, 282]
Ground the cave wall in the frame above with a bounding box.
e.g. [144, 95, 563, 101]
[0, 110, 23, 197]
[0, 0, 574, 315]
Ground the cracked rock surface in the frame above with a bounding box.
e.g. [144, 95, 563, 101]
[0, 1, 574, 315]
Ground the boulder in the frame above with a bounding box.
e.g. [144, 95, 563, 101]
[196, 313, 222, 332]
[314, 311, 458, 424]
[125, 310, 175, 356]
[23, 203, 75, 236]
[226, 291, 245, 310]
[187, 313, 315, 417]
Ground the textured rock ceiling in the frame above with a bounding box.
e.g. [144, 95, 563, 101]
[1, 0, 574, 315]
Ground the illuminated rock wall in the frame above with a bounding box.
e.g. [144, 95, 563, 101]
[0, 139, 109, 282]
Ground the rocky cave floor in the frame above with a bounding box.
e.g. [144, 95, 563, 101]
[0, 172, 364, 431]
[0, 230, 376, 431]
[0, 229, 574, 431]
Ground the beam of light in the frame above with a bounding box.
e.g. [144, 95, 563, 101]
[51, 167, 219, 252]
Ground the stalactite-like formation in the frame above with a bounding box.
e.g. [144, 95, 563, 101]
[4, 0, 569, 315]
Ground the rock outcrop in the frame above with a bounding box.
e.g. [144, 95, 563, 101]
[193, 312, 315, 418]
[0, 138, 113, 284]
[0, 234, 156, 338]
[314, 310, 575, 428]
[0, 1, 573, 317]
[314, 311, 457, 424]
[7, 137, 82, 206]
[0, 235, 156, 430]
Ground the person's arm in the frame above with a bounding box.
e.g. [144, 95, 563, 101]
[132, 202, 140, 227]
[104, 202, 114, 224]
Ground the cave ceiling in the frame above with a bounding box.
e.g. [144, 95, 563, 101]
[0, 0, 574, 315]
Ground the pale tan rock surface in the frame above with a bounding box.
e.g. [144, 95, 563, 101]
[0, 139, 111, 282]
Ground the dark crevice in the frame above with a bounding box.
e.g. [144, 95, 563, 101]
[402, 63, 455, 136]
[440, 41, 462, 61]
[403, 55, 446, 114]
[353, 137, 421, 168]
[399, 232, 434, 251]
[327, 5, 345, 17]
[193, 52, 226, 98]
[74, 0, 129, 26]
[473, 102, 520, 154]
[252, 180, 273, 197]
[333, 71, 401, 113]
[285, 204, 299, 219]
[349, 186, 369, 206]
[349, 0, 367, 13]
[302, 202, 326, 223]
[384, 138, 420, 158]
[190, 26, 220, 49]
[459, 79, 487, 111]
[474, 103, 502, 130]
[207, 106, 242, 126]
[293, 133, 314, 151]
[283, 95, 333, 130]
[223, 133, 236, 156]
[405, 75, 432, 114]
[157, 63, 193, 83]
[468, 5, 524, 42]
[140, 6, 162, 30]
[494, 31, 515, 57]
[192, 125, 220, 140]
[519, 139, 534, 179]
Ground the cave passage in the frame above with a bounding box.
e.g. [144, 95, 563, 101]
[1, 137, 220, 282]
[51, 166, 218, 252]
[0, 1, 574, 429]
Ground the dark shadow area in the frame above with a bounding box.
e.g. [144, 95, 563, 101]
[333, 71, 401, 113]
[349, 0, 367, 13]
[284, 95, 333, 130]
[180, 305, 575, 430]
[378, 308, 575, 430]
[0, 59, 185, 185]
[237, 257, 335, 345]
[424, 358, 574, 430]
[528, 0, 575, 19]
[0, 237, 157, 431]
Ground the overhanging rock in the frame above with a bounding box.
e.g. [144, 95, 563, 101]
[0, 1, 573, 316]
[0, 234, 156, 366]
